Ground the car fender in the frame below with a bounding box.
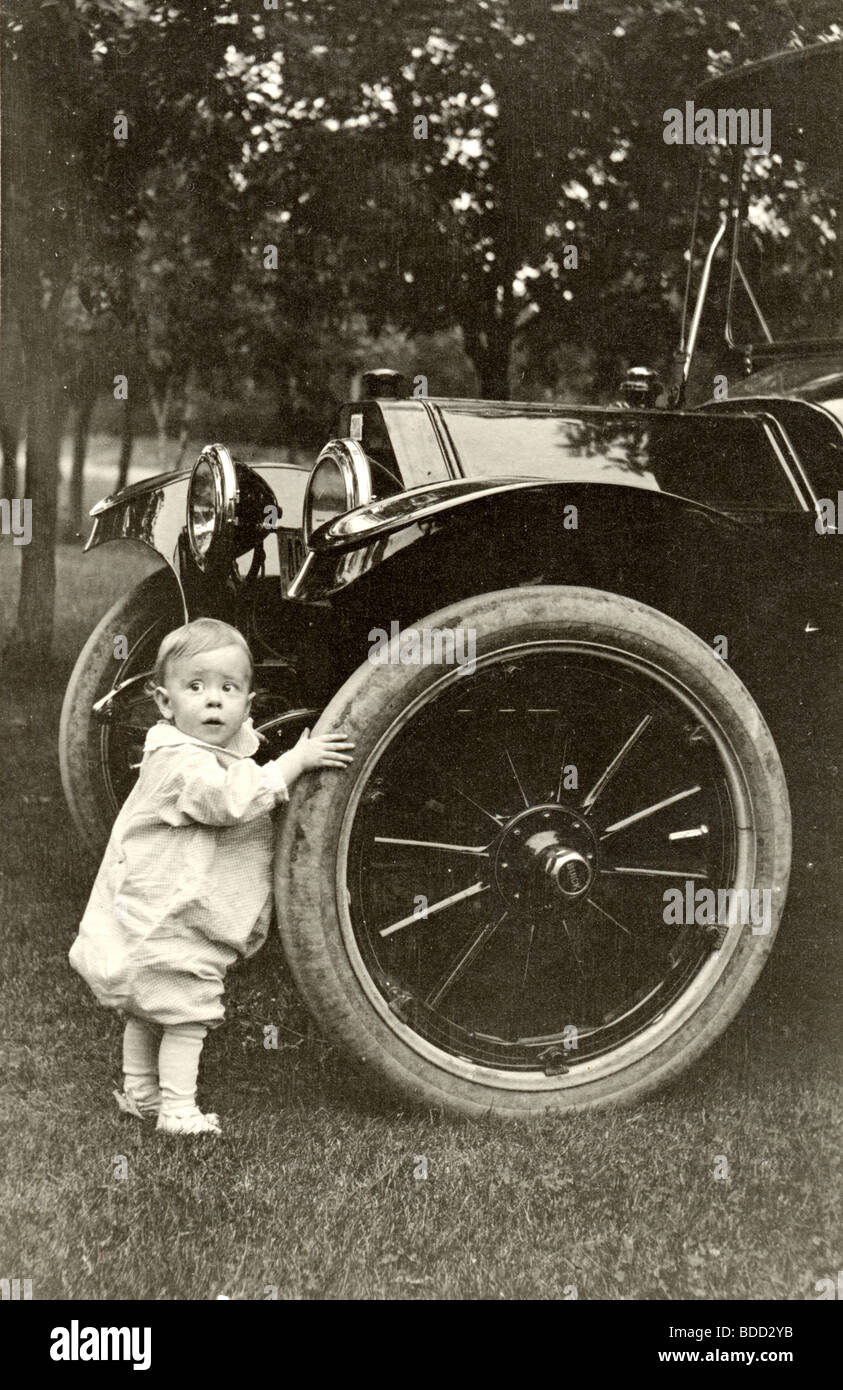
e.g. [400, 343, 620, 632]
[288, 478, 750, 605]
[291, 479, 828, 758]
[84, 460, 312, 598]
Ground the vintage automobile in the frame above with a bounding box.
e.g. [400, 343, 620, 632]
[61, 40, 841, 1118]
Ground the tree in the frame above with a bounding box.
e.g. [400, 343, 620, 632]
[251, 0, 843, 397]
[1, 0, 257, 658]
[3, 0, 84, 660]
[4, 0, 840, 663]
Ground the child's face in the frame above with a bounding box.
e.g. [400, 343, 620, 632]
[154, 644, 254, 747]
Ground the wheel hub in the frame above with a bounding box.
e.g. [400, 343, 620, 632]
[493, 804, 597, 913]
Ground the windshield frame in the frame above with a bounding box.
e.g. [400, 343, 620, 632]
[691, 40, 843, 364]
[724, 146, 842, 361]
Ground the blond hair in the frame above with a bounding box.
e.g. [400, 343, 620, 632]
[151, 618, 254, 690]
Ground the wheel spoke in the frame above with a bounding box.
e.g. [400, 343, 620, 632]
[425, 913, 507, 1008]
[581, 714, 652, 812]
[413, 748, 504, 827]
[521, 920, 537, 988]
[586, 895, 632, 937]
[379, 881, 489, 938]
[586, 897, 677, 975]
[560, 917, 587, 981]
[600, 866, 708, 879]
[374, 836, 490, 857]
[600, 785, 701, 839]
[452, 788, 505, 827]
[92, 672, 153, 722]
[669, 825, 709, 840]
[504, 746, 530, 808]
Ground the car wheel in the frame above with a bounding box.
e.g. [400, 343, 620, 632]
[275, 586, 791, 1118]
[59, 570, 185, 856]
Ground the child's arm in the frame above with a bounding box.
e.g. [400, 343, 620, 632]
[170, 731, 353, 827]
[271, 728, 354, 792]
[172, 752, 290, 826]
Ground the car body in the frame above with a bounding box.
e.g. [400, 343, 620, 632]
[83, 376, 841, 754]
[61, 39, 842, 1119]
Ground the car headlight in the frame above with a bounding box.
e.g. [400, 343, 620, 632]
[187, 444, 238, 570]
[303, 439, 373, 544]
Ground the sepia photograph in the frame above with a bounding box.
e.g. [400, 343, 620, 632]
[1, 0, 840, 1341]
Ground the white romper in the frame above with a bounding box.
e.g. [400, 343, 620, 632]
[69, 720, 288, 1028]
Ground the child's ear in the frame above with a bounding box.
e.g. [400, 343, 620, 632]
[246, 691, 255, 715]
[153, 686, 174, 720]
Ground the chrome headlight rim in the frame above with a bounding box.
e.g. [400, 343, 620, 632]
[303, 438, 373, 546]
[187, 443, 239, 572]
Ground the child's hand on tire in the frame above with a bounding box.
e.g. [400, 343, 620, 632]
[294, 728, 355, 772]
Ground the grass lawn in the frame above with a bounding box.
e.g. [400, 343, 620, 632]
[0, 439, 840, 1300]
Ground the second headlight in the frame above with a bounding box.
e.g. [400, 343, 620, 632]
[187, 444, 239, 570]
[303, 439, 373, 544]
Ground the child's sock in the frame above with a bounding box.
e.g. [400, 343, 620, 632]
[158, 1024, 208, 1116]
[122, 1017, 161, 1105]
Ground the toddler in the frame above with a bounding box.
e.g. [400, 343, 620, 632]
[69, 617, 353, 1135]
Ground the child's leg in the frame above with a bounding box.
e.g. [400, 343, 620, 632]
[121, 1017, 161, 1108]
[158, 1024, 219, 1132]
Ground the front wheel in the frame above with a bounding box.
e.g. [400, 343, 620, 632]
[275, 586, 791, 1119]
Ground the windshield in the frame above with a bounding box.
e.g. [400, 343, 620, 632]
[729, 135, 841, 346]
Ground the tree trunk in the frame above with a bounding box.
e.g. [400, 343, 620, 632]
[464, 318, 515, 400]
[464, 51, 519, 403]
[477, 338, 513, 400]
[150, 383, 172, 468]
[173, 428, 191, 472]
[7, 366, 66, 664]
[68, 392, 95, 539]
[116, 396, 134, 491]
[0, 403, 22, 499]
[172, 366, 198, 470]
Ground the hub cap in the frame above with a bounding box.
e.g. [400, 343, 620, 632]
[494, 804, 596, 911]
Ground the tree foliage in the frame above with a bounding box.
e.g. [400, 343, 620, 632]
[2, 0, 841, 656]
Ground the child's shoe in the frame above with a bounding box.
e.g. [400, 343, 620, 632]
[114, 1087, 161, 1120]
[156, 1106, 221, 1136]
